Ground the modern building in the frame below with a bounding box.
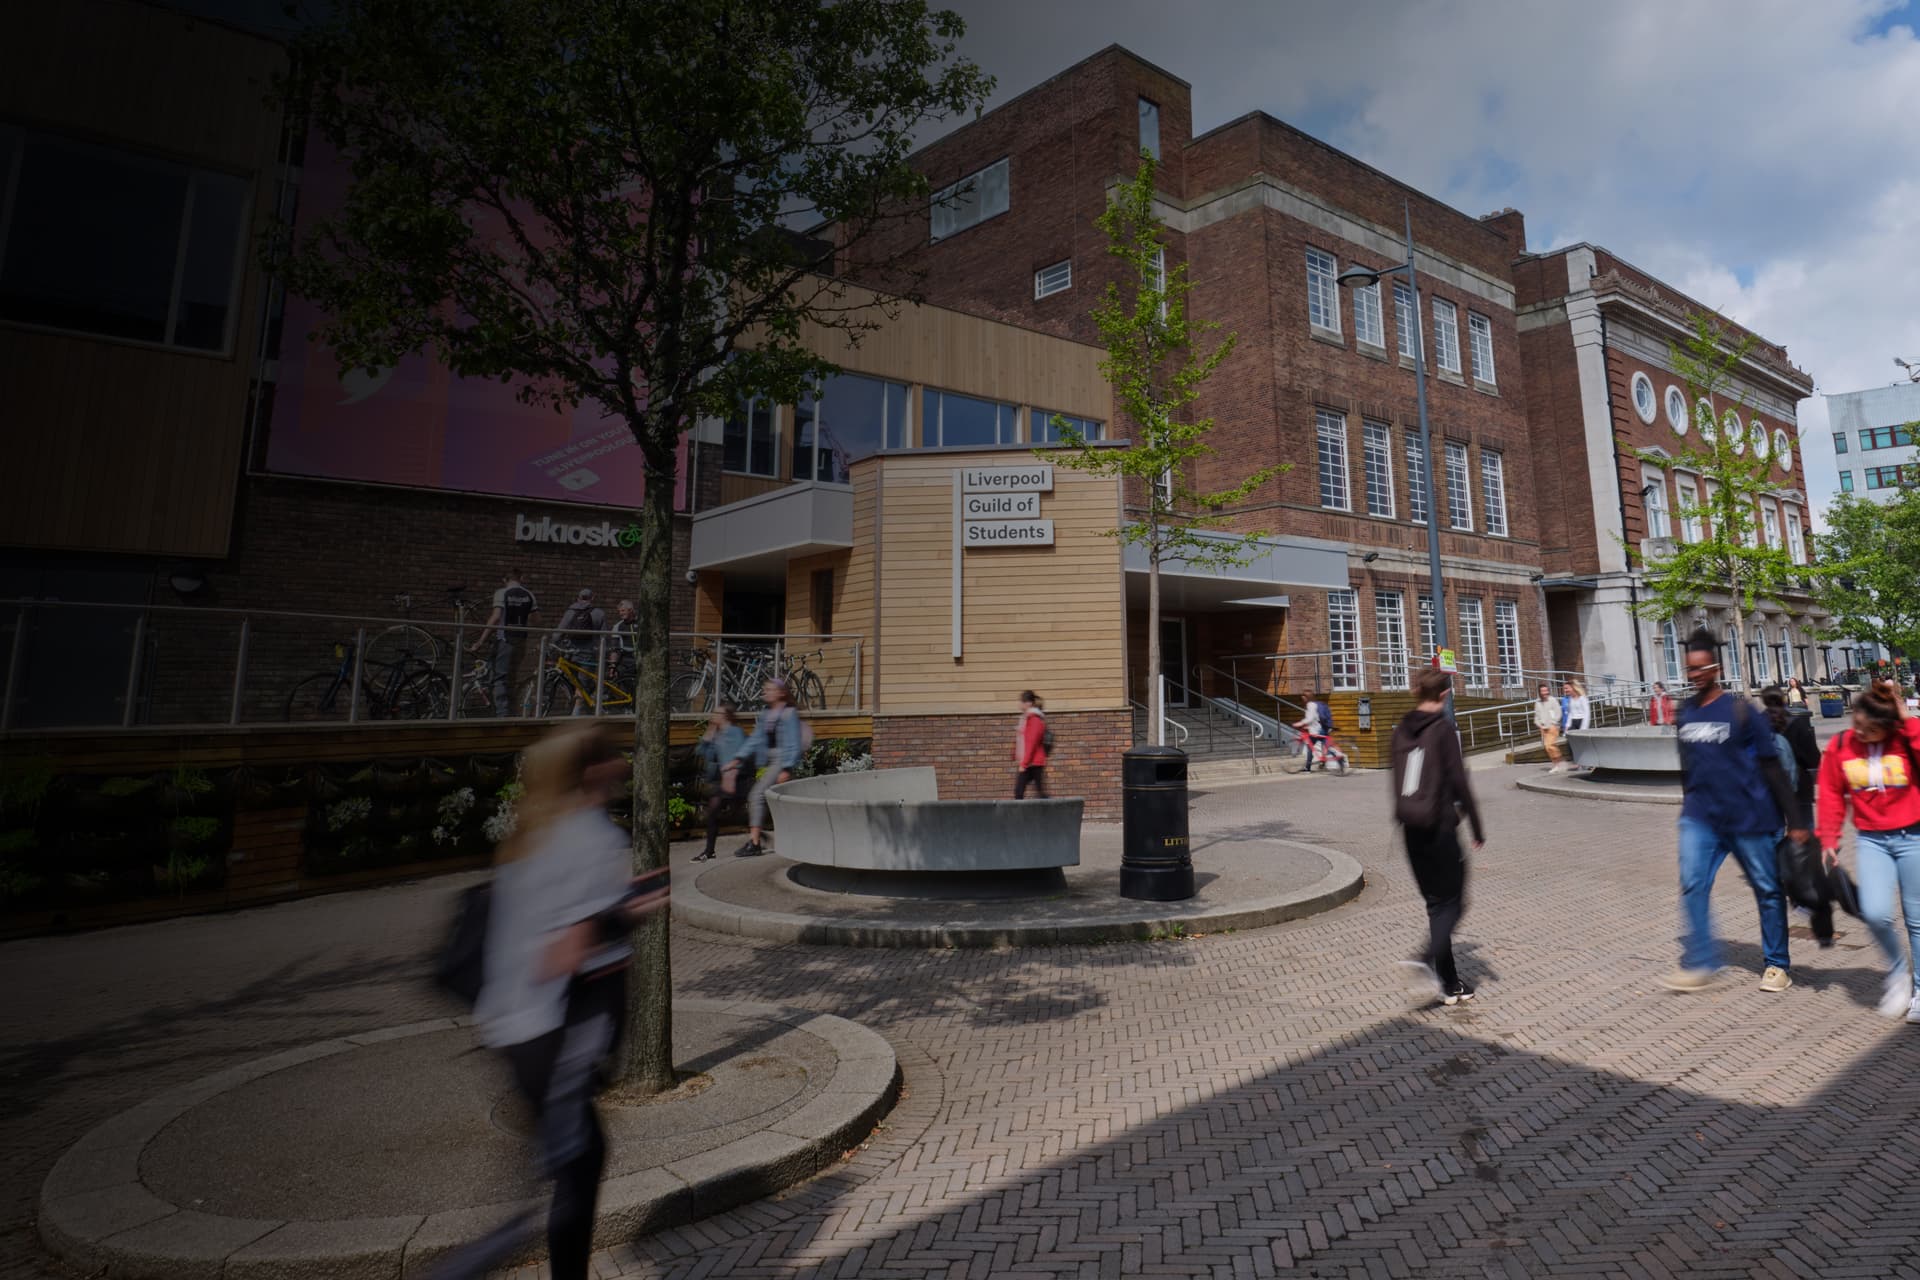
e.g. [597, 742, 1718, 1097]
[1513, 244, 1824, 689]
[1827, 380, 1920, 504]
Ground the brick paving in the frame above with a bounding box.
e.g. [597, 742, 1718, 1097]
[5, 763, 1919, 1279]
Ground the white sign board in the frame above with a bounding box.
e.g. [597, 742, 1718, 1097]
[962, 466, 1053, 493]
[962, 492, 1042, 520]
[964, 519, 1054, 547]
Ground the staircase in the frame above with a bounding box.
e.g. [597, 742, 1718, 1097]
[1131, 698, 1285, 779]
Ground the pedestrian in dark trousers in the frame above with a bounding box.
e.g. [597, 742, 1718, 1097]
[1391, 667, 1485, 1006]
[692, 703, 745, 862]
[1015, 691, 1049, 798]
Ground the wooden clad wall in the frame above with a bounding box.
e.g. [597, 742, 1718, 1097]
[858, 449, 1126, 715]
[0, 1, 286, 558]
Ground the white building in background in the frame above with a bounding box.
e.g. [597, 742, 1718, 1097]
[1827, 381, 1920, 505]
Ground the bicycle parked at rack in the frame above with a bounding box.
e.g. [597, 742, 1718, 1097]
[519, 643, 634, 718]
[284, 630, 448, 721]
[668, 644, 829, 714]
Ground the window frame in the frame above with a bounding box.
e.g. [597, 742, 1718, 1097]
[1138, 98, 1160, 160]
[1493, 598, 1523, 690]
[1665, 385, 1688, 435]
[1361, 419, 1395, 518]
[1393, 279, 1418, 360]
[1375, 590, 1410, 691]
[1785, 508, 1806, 565]
[928, 156, 1010, 242]
[1467, 310, 1496, 386]
[1833, 431, 1848, 455]
[921, 385, 1018, 448]
[1480, 448, 1509, 538]
[1675, 473, 1701, 542]
[1642, 467, 1671, 540]
[1661, 620, 1681, 685]
[1033, 259, 1071, 300]
[1328, 589, 1362, 691]
[1353, 280, 1385, 349]
[1839, 470, 1854, 493]
[1760, 497, 1782, 549]
[1405, 432, 1429, 525]
[722, 394, 780, 478]
[1417, 594, 1436, 664]
[1457, 597, 1489, 690]
[1030, 407, 1102, 444]
[1443, 439, 1473, 531]
[1315, 408, 1351, 511]
[1305, 247, 1341, 334]
[1431, 297, 1461, 374]
[1631, 372, 1657, 424]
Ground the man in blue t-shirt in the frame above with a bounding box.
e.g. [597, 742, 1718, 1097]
[1664, 627, 1808, 993]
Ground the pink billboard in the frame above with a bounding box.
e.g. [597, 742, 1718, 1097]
[266, 138, 682, 510]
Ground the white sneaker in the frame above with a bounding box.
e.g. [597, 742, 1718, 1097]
[1396, 960, 1443, 1001]
[1909, 994, 1920, 1026]
[1880, 969, 1913, 1019]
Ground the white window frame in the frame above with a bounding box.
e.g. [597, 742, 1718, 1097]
[1467, 311, 1496, 385]
[1631, 372, 1657, 424]
[1781, 626, 1796, 680]
[1353, 281, 1384, 348]
[1375, 591, 1409, 690]
[929, 157, 1009, 242]
[1417, 595, 1436, 664]
[1665, 385, 1689, 435]
[1761, 498, 1782, 550]
[1642, 467, 1670, 540]
[1444, 440, 1473, 531]
[1481, 449, 1508, 537]
[1329, 590, 1362, 691]
[1675, 474, 1701, 542]
[1432, 297, 1461, 374]
[1753, 622, 1772, 684]
[1406, 432, 1429, 525]
[1785, 508, 1806, 565]
[1306, 248, 1341, 334]
[1033, 259, 1071, 299]
[1361, 419, 1395, 518]
[1458, 597, 1489, 690]
[1774, 429, 1793, 472]
[1725, 625, 1742, 686]
[1316, 409, 1351, 511]
[1494, 599, 1523, 690]
[1393, 279, 1418, 360]
[1661, 620, 1681, 684]
[1153, 466, 1174, 509]
[1147, 247, 1167, 321]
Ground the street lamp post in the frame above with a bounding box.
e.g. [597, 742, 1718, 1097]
[1337, 201, 1451, 720]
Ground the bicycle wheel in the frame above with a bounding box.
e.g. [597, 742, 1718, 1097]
[668, 671, 710, 714]
[366, 624, 440, 669]
[459, 677, 497, 719]
[393, 670, 450, 719]
[518, 671, 571, 717]
[794, 670, 826, 709]
[284, 673, 350, 722]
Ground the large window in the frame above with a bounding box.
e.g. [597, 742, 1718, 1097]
[1643, 468, 1671, 539]
[1760, 498, 1782, 549]
[1432, 297, 1461, 373]
[1866, 464, 1920, 490]
[922, 388, 1017, 447]
[1353, 281, 1384, 348]
[1138, 98, 1160, 160]
[1785, 508, 1806, 565]
[1675, 474, 1701, 542]
[0, 127, 250, 353]
[1861, 425, 1916, 450]
[1494, 599, 1523, 689]
[1393, 279, 1417, 360]
[1725, 626, 1742, 685]
[1780, 626, 1796, 680]
[1753, 624, 1772, 684]
[930, 157, 1009, 241]
[1316, 410, 1351, 510]
[1376, 591, 1409, 690]
[723, 395, 778, 476]
[1481, 449, 1509, 537]
[1417, 594, 1436, 663]
[1458, 598, 1488, 690]
[1661, 620, 1681, 685]
[793, 373, 908, 483]
[1033, 260, 1071, 299]
[1147, 247, 1167, 321]
[1406, 432, 1429, 524]
[1306, 248, 1341, 333]
[1361, 420, 1395, 518]
[1031, 408, 1103, 444]
[1328, 590, 1361, 691]
[1444, 440, 1473, 530]
[1467, 311, 1496, 385]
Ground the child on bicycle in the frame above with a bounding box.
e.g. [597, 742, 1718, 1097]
[1294, 693, 1349, 774]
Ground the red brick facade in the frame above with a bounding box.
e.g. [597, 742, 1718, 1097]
[873, 710, 1132, 819]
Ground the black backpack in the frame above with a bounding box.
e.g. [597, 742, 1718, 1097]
[1040, 717, 1056, 755]
[432, 882, 491, 1009]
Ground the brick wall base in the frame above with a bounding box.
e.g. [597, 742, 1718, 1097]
[873, 709, 1131, 819]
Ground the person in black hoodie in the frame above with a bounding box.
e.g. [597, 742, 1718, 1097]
[1390, 666, 1486, 1005]
[1763, 689, 1830, 944]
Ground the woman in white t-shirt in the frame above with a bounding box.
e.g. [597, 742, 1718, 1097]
[1563, 679, 1592, 732]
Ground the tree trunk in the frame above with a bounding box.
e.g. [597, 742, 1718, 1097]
[1728, 572, 1746, 692]
[618, 476, 675, 1094]
[1147, 536, 1162, 746]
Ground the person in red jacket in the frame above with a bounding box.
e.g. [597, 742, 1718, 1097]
[1817, 680, 1920, 1022]
[1015, 690, 1049, 799]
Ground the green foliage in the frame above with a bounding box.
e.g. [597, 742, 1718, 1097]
[169, 767, 214, 799]
[1811, 487, 1920, 659]
[0, 753, 53, 819]
[665, 792, 698, 828]
[97, 776, 153, 799]
[167, 816, 222, 847]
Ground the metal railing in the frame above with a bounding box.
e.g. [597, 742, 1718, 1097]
[0, 597, 864, 733]
[1224, 646, 1538, 699]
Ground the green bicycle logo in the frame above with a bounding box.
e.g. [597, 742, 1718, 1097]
[614, 523, 643, 549]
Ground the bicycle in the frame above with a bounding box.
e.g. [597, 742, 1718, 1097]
[284, 632, 448, 721]
[518, 644, 634, 717]
[1279, 727, 1349, 775]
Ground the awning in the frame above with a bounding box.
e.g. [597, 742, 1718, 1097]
[689, 482, 853, 581]
[1124, 530, 1348, 609]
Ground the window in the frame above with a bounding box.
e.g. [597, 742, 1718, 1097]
[1375, 591, 1409, 690]
[1834, 431, 1848, 455]
[1033, 259, 1071, 299]
[1353, 281, 1384, 348]
[1031, 408, 1102, 444]
[1361, 420, 1395, 517]
[1661, 620, 1681, 685]
[1643, 469, 1671, 539]
[1406, 433, 1429, 524]
[793, 373, 909, 482]
[1306, 248, 1340, 333]
[1393, 280, 1418, 360]
[1458, 598, 1488, 690]
[1861, 425, 1917, 450]
[1432, 298, 1461, 373]
[723, 395, 777, 476]
[930, 157, 1009, 241]
[1147, 247, 1167, 321]
[1675, 475, 1701, 542]
[1153, 466, 1174, 508]
[1328, 590, 1361, 691]
[1481, 449, 1508, 537]
[1760, 498, 1782, 549]
[1417, 595, 1437, 663]
[1666, 385, 1689, 435]
[1725, 626, 1742, 685]
[1467, 311, 1496, 385]
[1494, 599, 1523, 689]
[922, 387, 1017, 447]
[1444, 440, 1473, 530]
[1749, 419, 1769, 460]
[1631, 372, 1657, 423]
[1696, 399, 1719, 443]
[810, 568, 834, 636]
[0, 127, 250, 352]
[1774, 429, 1792, 471]
[1866, 464, 1920, 490]
[1138, 98, 1160, 160]
[1753, 625, 1771, 684]
[1316, 409, 1351, 510]
[1786, 508, 1806, 565]
[1780, 626, 1795, 680]
[1725, 411, 1745, 454]
[1840, 470, 1854, 493]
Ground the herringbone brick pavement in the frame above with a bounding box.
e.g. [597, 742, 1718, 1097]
[4, 764, 1918, 1278]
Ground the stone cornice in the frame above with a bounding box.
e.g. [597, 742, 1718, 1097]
[1589, 271, 1813, 397]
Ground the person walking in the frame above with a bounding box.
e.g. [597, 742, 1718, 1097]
[729, 679, 803, 857]
[1815, 680, 1920, 1021]
[1766, 687, 1830, 944]
[1648, 681, 1676, 727]
[1391, 667, 1485, 1006]
[692, 703, 746, 862]
[552, 589, 608, 716]
[469, 570, 538, 714]
[1015, 691, 1050, 799]
[1535, 683, 1566, 770]
[1785, 676, 1808, 709]
[444, 723, 669, 1280]
[1664, 628, 1807, 993]
[1295, 693, 1348, 774]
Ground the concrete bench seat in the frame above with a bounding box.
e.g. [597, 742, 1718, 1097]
[765, 768, 1083, 871]
[1566, 725, 1679, 772]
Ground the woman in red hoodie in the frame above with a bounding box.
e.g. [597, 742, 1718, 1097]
[1817, 681, 1920, 1022]
[1015, 690, 1049, 799]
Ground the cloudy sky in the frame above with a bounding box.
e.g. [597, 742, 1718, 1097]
[931, 0, 1920, 519]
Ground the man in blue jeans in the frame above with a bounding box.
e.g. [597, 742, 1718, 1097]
[1664, 627, 1810, 993]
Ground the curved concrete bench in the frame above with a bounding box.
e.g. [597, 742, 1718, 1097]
[1566, 724, 1680, 772]
[765, 768, 1083, 871]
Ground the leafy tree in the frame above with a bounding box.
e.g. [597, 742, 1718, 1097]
[274, 0, 990, 1093]
[1812, 487, 1920, 665]
[1629, 313, 1799, 685]
[1046, 156, 1284, 743]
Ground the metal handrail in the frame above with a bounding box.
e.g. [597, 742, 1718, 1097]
[1127, 696, 1189, 747]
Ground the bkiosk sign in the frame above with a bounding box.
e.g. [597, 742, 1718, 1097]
[514, 513, 642, 548]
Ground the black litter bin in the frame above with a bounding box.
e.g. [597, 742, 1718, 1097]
[1120, 745, 1194, 901]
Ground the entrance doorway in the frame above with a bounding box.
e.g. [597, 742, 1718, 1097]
[1158, 617, 1189, 706]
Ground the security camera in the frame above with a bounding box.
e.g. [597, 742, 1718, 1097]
[685, 569, 699, 585]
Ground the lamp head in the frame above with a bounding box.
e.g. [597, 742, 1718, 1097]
[1335, 265, 1382, 289]
[1361, 551, 1380, 564]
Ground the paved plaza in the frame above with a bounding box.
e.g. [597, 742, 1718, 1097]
[5, 761, 1919, 1279]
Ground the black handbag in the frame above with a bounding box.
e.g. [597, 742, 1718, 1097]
[432, 881, 492, 1009]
